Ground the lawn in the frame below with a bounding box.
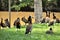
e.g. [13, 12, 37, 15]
[0, 23, 60, 40]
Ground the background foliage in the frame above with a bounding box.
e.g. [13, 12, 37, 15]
[0, 0, 60, 12]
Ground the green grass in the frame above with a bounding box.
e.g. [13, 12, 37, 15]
[0, 23, 60, 40]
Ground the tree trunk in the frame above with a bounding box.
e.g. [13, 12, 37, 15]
[34, 0, 42, 23]
[9, 0, 11, 27]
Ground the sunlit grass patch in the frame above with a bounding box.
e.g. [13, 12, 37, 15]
[0, 23, 60, 40]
